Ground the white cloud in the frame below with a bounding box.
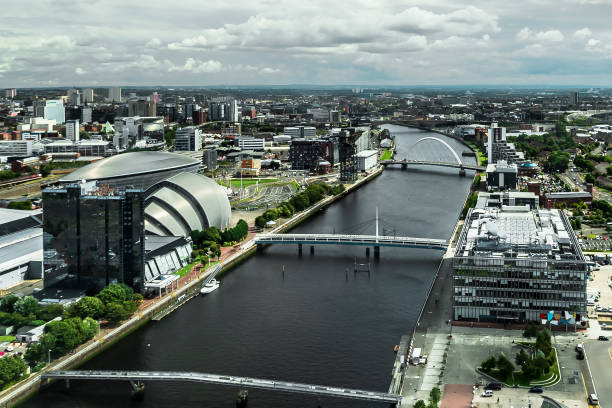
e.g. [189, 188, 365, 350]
[260, 67, 280, 74]
[145, 38, 162, 48]
[75, 67, 86, 75]
[517, 27, 564, 42]
[535, 30, 564, 42]
[168, 58, 222, 73]
[573, 27, 592, 39]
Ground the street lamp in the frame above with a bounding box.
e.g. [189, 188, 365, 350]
[48, 348, 52, 365]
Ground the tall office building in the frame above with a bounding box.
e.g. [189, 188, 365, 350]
[202, 149, 217, 170]
[42, 184, 145, 291]
[174, 126, 202, 151]
[208, 99, 239, 122]
[33, 99, 65, 124]
[82, 88, 94, 103]
[570, 92, 581, 106]
[65, 119, 80, 142]
[329, 110, 340, 123]
[108, 87, 122, 103]
[128, 99, 156, 117]
[81, 107, 92, 124]
[67, 89, 81, 106]
[4, 88, 17, 98]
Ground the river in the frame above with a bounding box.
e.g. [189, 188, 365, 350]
[24, 125, 476, 408]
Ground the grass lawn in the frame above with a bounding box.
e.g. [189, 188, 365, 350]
[380, 150, 393, 160]
[174, 262, 197, 278]
[229, 178, 277, 188]
[216, 180, 229, 187]
[466, 142, 487, 166]
[484, 348, 560, 387]
[0, 336, 15, 342]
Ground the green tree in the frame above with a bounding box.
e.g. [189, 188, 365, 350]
[104, 302, 127, 324]
[0, 356, 28, 388]
[533, 356, 550, 376]
[97, 283, 134, 305]
[481, 356, 497, 373]
[0, 295, 19, 313]
[81, 317, 99, 340]
[7, 201, 32, 211]
[13, 296, 39, 317]
[522, 323, 538, 338]
[45, 321, 79, 354]
[535, 330, 552, 356]
[74, 296, 105, 319]
[515, 349, 529, 367]
[496, 353, 515, 380]
[37, 304, 64, 321]
[203, 227, 222, 243]
[429, 387, 441, 407]
[255, 216, 267, 228]
[414, 400, 427, 408]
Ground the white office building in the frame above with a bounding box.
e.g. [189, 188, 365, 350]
[65, 119, 80, 142]
[237, 136, 265, 150]
[355, 150, 378, 171]
[0, 140, 33, 157]
[82, 88, 94, 103]
[108, 87, 122, 103]
[174, 126, 202, 151]
[81, 107, 92, 124]
[33, 99, 65, 124]
[284, 126, 316, 139]
[67, 89, 81, 106]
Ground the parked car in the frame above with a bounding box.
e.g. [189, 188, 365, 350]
[589, 394, 599, 405]
[529, 386, 543, 394]
[481, 390, 494, 397]
[598, 335, 609, 341]
[485, 382, 502, 390]
[4, 346, 13, 352]
[575, 343, 584, 352]
[576, 351, 585, 360]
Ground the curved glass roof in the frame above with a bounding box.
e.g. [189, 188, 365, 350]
[60, 152, 199, 182]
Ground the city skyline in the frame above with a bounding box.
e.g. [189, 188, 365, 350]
[2, 0, 612, 87]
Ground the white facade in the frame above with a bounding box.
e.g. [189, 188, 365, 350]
[82, 88, 94, 103]
[0, 140, 33, 157]
[33, 99, 65, 124]
[108, 87, 122, 103]
[237, 136, 265, 150]
[284, 126, 316, 139]
[66, 119, 80, 142]
[355, 150, 378, 171]
[81, 107, 92, 124]
[174, 126, 202, 151]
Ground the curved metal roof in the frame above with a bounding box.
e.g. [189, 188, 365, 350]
[144, 172, 231, 236]
[60, 152, 199, 182]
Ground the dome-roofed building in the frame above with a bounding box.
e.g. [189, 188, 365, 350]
[59, 151, 200, 191]
[144, 172, 231, 236]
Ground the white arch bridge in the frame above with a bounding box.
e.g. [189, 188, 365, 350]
[382, 136, 485, 173]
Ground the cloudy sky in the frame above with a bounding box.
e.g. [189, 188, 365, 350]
[2, 0, 612, 87]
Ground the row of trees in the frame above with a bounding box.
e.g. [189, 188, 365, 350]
[24, 317, 99, 364]
[255, 182, 345, 228]
[414, 387, 441, 408]
[0, 295, 64, 330]
[0, 357, 28, 390]
[190, 220, 250, 262]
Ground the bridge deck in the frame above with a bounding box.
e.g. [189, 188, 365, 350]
[43, 370, 402, 404]
[255, 233, 447, 250]
[380, 159, 484, 171]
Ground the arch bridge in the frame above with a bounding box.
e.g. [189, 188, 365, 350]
[381, 136, 485, 174]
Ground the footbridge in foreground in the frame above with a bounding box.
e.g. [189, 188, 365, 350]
[42, 370, 403, 405]
[255, 233, 448, 251]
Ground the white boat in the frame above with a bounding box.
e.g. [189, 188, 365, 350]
[200, 279, 219, 294]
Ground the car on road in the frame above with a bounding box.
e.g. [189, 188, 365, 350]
[485, 382, 502, 390]
[481, 390, 494, 397]
[598, 335, 609, 341]
[529, 386, 543, 393]
[576, 350, 585, 360]
[575, 343, 584, 352]
[589, 394, 599, 405]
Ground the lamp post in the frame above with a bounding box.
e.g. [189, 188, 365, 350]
[47, 348, 52, 365]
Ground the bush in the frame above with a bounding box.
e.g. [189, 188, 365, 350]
[37, 304, 64, 321]
[0, 295, 18, 314]
[481, 356, 497, 373]
[7, 201, 31, 211]
[13, 296, 39, 317]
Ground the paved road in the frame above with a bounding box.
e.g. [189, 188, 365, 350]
[584, 340, 612, 407]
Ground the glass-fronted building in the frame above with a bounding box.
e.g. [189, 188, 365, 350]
[43, 184, 145, 292]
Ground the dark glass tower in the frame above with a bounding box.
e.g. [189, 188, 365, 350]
[42, 184, 145, 292]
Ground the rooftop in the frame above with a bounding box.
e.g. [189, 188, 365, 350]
[59, 151, 199, 182]
[455, 206, 584, 263]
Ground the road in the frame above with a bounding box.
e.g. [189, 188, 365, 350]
[584, 339, 612, 407]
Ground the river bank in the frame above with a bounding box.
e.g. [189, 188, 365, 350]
[4, 167, 384, 407]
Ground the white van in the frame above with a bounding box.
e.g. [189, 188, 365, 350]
[589, 394, 598, 404]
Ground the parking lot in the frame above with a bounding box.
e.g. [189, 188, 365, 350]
[582, 237, 612, 251]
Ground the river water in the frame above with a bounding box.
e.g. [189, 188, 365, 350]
[25, 126, 476, 408]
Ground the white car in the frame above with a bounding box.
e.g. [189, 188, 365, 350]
[481, 390, 494, 397]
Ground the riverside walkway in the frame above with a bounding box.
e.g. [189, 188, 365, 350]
[255, 233, 448, 251]
[43, 370, 403, 405]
